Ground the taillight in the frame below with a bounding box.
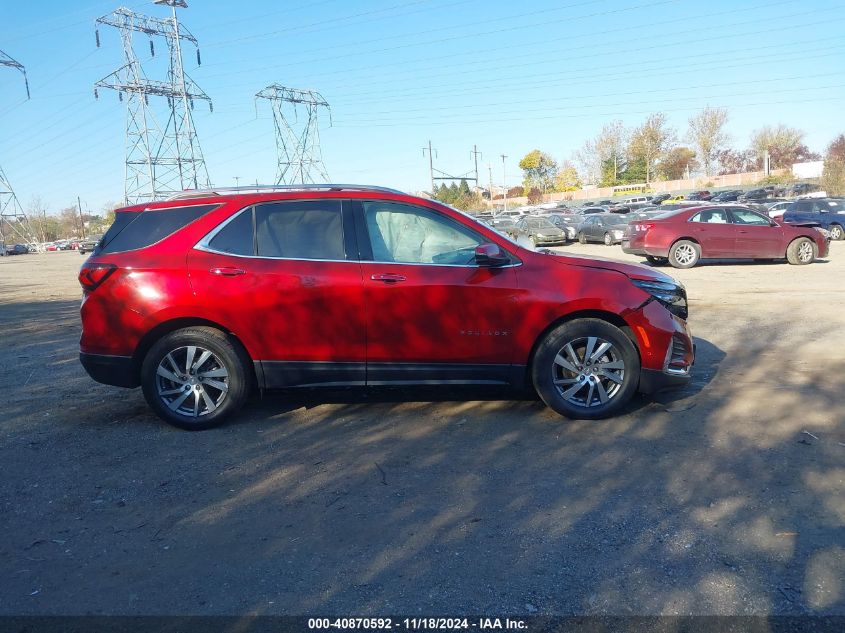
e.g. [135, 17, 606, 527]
[634, 222, 654, 233]
[79, 263, 116, 291]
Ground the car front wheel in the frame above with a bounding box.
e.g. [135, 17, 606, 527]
[141, 327, 251, 430]
[669, 240, 701, 268]
[830, 224, 843, 241]
[578, 232, 587, 244]
[603, 232, 613, 245]
[786, 237, 816, 265]
[532, 319, 640, 420]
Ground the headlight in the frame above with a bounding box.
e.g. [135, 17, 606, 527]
[631, 279, 688, 320]
[612, 230, 624, 237]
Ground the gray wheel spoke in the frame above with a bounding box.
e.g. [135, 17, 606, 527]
[585, 381, 595, 406]
[553, 377, 579, 386]
[583, 337, 597, 363]
[191, 350, 212, 373]
[167, 390, 192, 412]
[589, 341, 613, 362]
[198, 367, 228, 378]
[185, 346, 197, 374]
[156, 366, 183, 383]
[561, 381, 585, 400]
[595, 380, 609, 404]
[159, 387, 184, 396]
[595, 359, 624, 370]
[564, 343, 581, 367]
[192, 390, 200, 417]
[165, 353, 181, 375]
[199, 386, 217, 413]
[599, 369, 623, 384]
[554, 353, 579, 373]
[202, 378, 228, 392]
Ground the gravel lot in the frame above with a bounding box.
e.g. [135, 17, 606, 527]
[0, 245, 843, 616]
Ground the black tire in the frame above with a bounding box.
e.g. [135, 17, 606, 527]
[532, 318, 640, 420]
[830, 224, 844, 241]
[603, 232, 613, 246]
[141, 327, 251, 430]
[668, 239, 701, 269]
[786, 237, 816, 265]
[578, 232, 587, 244]
[646, 255, 668, 266]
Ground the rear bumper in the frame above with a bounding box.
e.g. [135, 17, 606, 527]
[80, 353, 139, 388]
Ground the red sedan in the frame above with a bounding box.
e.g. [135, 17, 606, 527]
[622, 205, 830, 268]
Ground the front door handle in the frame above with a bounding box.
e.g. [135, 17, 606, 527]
[371, 273, 406, 283]
[210, 267, 246, 276]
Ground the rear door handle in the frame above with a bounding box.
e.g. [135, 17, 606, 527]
[210, 267, 246, 276]
[371, 273, 406, 283]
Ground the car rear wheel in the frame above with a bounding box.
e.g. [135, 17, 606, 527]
[141, 327, 251, 430]
[830, 224, 844, 241]
[532, 319, 640, 420]
[603, 232, 613, 246]
[786, 237, 816, 265]
[578, 232, 587, 244]
[668, 240, 701, 269]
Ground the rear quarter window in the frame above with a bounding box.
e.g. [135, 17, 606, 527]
[99, 204, 218, 254]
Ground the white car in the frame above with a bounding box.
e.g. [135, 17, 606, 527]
[767, 201, 793, 218]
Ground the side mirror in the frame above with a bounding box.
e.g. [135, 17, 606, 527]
[475, 243, 510, 267]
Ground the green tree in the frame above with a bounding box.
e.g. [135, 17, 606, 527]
[821, 135, 845, 196]
[554, 161, 582, 191]
[628, 113, 676, 184]
[750, 124, 816, 169]
[687, 106, 729, 176]
[518, 149, 558, 195]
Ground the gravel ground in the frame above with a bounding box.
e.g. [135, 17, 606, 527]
[0, 245, 843, 616]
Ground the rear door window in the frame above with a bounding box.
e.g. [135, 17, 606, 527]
[100, 204, 218, 254]
[207, 208, 255, 256]
[255, 200, 345, 260]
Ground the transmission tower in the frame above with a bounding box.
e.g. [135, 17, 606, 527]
[94, 0, 212, 204]
[0, 50, 37, 250]
[255, 85, 331, 185]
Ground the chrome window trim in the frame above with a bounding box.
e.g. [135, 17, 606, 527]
[194, 205, 522, 268]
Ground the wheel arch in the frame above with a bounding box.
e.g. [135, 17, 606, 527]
[132, 317, 257, 386]
[523, 310, 640, 387]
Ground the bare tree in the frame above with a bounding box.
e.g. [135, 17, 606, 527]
[26, 196, 49, 244]
[575, 120, 628, 185]
[628, 113, 676, 184]
[750, 124, 809, 169]
[687, 106, 729, 176]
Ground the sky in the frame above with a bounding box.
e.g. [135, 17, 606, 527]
[1, 0, 844, 215]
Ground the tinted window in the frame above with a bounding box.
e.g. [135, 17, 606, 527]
[208, 208, 254, 256]
[363, 201, 484, 265]
[96, 211, 140, 254]
[100, 204, 217, 254]
[793, 200, 813, 213]
[255, 200, 344, 260]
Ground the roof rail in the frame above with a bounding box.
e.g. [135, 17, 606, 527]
[168, 184, 406, 200]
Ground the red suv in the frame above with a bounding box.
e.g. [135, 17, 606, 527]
[79, 185, 694, 430]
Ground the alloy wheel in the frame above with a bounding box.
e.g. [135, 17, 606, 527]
[797, 241, 814, 263]
[551, 336, 625, 408]
[155, 345, 229, 417]
[674, 244, 697, 266]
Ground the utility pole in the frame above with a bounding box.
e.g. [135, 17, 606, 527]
[233, 176, 241, 187]
[255, 85, 331, 185]
[94, 1, 212, 204]
[487, 163, 494, 214]
[77, 196, 86, 239]
[470, 145, 482, 191]
[0, 50, 37, 250]
[422, 140, 436, 194]
[501, 154, 508, 213]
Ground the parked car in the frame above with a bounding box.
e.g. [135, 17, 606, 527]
[78, 184, 694, 429]
[508, 215, 568, 247]
[577, 213, 630, 245]
[789, 183, 820, 197]
[710, 190, 742, 203]
[782, 198, 845, 240]
[580, 206, 609, 214]
[686, 191, 712, 201]
[738, 188, 769, 201]
[766, 201, 794, 219]
[623, 205, 829, 268]
[45, 243, 58, 252]
[650, 193, 672, 205]
[4, 243, 29, 255]
[547, 213, 581, 241]
[79, 236, 102, 254]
